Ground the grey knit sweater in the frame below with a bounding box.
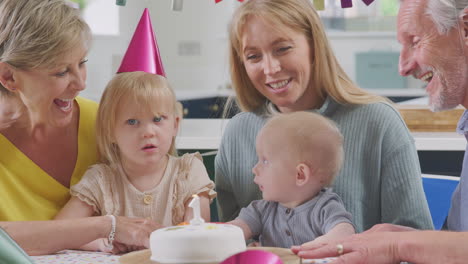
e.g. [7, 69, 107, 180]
[215, 97, 434, 232]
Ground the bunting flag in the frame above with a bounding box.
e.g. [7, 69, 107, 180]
[341, 0, 353, 8]
[362, 0, 375, 5]
[341, 0, 375, 8]
[313, 0, 325, 10]
[115, 0, 126, 6]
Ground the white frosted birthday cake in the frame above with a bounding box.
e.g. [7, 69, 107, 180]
[150, 223, 246, 263]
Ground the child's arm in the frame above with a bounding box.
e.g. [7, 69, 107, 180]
[300, 222, 355, 248]
[55, 197, 116, 253]
[183, 193, 211, 222]
[54, 196, 95, 219]
[228, 218, 253, 241]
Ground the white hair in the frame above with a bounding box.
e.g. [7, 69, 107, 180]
[426, 0, 468, 34]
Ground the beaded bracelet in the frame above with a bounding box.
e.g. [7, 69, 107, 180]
[104, 215, 116, 250]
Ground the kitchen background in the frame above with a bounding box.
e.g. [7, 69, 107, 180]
[73, 0, 464, 222]
[76, 0, 425, 105]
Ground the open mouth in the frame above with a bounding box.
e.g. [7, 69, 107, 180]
[54, 98, 73, 111]
[420, 72, 433, 83]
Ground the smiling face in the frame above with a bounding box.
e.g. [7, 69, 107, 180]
[397, 0, 468, 111]
[113, 97, 179, 170]
[241, 16, 319, 113]
[13, 44, 88, 127]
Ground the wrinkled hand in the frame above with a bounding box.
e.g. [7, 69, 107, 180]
[113, 216, 162, 249]
[291, 231, 402, 264]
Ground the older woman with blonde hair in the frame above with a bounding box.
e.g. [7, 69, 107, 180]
[0, 0, 158, 255]
[215, 0, 433, 234]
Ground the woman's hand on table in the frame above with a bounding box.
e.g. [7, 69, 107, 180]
[291, 231, 403, 264]
[291, 223, 417, 264]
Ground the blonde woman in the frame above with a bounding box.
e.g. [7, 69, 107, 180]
[0, 0, 158, 254]
[215, 0, 433, 233]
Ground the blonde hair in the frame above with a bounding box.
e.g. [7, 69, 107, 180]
[262, 112, 344, 186]
[228, 0, 386, 112]
[97, 72, 179, 166]
[0, 0, 91, 92]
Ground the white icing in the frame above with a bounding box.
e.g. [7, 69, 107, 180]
[150, 223, 246, 263]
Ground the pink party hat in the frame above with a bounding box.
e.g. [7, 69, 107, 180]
[117, 8, 166, 76]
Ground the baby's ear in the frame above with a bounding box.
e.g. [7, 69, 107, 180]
[295, 163, 312, 187]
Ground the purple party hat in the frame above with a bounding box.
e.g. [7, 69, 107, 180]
[117, 8, 165, 76]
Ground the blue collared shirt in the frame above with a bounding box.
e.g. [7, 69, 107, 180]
[447, 110, 468, 231]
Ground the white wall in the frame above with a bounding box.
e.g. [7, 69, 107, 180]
[81, 1, 423, 102]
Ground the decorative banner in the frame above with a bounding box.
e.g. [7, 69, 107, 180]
[341, 0, 353, 8]
[116, 0, 126, 6]
[362, 0, 375, 5]
[313, 0, 325, 10]
[214, 0, 373, 8]
[341, 0, 375, 8]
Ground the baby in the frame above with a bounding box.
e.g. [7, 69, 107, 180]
[0, 90, 23, 130]
[229, 111, 355, 248]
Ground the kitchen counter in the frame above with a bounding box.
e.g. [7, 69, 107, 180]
[176, 119, 466, 151]
[174, 88, 426, 101]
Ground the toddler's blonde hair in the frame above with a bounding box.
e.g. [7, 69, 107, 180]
[97, 72, 179, 166]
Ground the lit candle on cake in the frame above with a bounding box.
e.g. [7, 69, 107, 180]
[189, 194, 205, 225]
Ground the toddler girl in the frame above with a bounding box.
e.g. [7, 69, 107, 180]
[55, 72, 216, 253]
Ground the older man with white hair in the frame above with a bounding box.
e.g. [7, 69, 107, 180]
[292, 0, 468, 262]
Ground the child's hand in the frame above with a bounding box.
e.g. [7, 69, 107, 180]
[113, 216, 163, 248]
[110, 242, 131, 254]
[95, 238, 129, 254]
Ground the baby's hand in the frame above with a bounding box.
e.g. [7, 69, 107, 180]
[247, 241, 261, 247]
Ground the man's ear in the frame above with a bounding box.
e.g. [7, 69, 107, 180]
[0, 62, 18, 92]
[461, 7, 468, 46]
[296, 163, 312, 187]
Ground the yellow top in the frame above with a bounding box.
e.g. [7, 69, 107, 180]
[0, 97, 98, 221]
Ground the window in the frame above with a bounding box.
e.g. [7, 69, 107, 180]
[70, 0, 119, 35]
